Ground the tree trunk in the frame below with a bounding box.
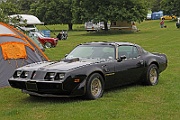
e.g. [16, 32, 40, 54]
[68, 23, 73, 30]
[104, 22, 108, 31]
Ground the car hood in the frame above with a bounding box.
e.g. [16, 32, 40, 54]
[19, 58, 105, 71]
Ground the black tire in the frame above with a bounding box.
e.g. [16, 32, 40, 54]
[144, 64, 159, 86]
[44, 42, 52, 48]
[85, 73, 104, 100]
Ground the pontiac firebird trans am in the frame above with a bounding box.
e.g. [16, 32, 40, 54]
[8, 42, 167, 100]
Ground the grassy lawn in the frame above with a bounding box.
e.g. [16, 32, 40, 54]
[0, 20, 180, 120]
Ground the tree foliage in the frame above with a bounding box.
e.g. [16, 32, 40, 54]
[30, 0, 73, 30]
[145, 0, 162, 12]
[161, 0, 180, 16]
[72, 0, 148, 30]
[73, 0, 147, 23]
[0, 0, 36, 23]
[1, 0, 149, 30]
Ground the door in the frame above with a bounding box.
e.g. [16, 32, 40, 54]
[114, 45, 145, 85]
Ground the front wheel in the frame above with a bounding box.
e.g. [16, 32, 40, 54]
[44, 42, 52, 48]
[85, 73, 104, 100]
[144, 64, 159, 86]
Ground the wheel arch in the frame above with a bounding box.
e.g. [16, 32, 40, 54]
[146, 58, 159, 69]
[150, 61, 159, 69]
[87, 70, 105, 82]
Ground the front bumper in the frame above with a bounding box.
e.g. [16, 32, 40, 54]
[8, 79, 86, 97]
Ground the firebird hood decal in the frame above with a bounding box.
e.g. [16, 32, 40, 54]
[20, 59, 103, 71]
[42, 61, 93, 71]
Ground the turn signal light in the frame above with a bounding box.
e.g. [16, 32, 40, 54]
[74, 79, 80, 83]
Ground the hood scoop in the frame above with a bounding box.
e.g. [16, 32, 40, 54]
[63, 58, 80, 63]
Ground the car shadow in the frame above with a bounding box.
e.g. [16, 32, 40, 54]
[21, 83, 140, 103]
[72, 30, 135, 37]
[104, 83, 140, 94]
[22, 95, 85, 103]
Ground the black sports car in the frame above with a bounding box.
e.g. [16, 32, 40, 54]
[8, 42, 167, 100]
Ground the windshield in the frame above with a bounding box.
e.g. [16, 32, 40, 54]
[27, 33, 44, 49]
[35, 32, 45, 38]
[66, 45, 115, 60]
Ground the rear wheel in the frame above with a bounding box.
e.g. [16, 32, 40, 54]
[144, 64, 159, 86]
[44, 42, 52, 48]
[85, 73, 104, 100]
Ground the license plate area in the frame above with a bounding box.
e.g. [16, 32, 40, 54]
[26, 82, 38, 91]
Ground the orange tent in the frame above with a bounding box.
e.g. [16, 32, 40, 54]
[0, 22, 49, 87]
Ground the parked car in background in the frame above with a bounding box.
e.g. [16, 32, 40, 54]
[27, 33, 45, 51]
[161, 15, 176, 20]
[146, 14, 152, 20]
[99, 22, 110, 30]
[85, 21, 110, 31]
[8, 42, 167, 100]
[29, 32, 58, 48]
[85, 21, 101, 31]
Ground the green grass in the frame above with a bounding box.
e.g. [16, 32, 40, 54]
[1, 20, 180, 120]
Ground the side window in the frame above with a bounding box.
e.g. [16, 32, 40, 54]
[118, 46, 131, 59]
[118, 45, 139, 59]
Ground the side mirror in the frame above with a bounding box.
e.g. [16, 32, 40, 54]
[117, 55, 126, 62]
[65, 54, 68, 57]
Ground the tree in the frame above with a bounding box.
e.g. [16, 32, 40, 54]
[0, 0, 37, 23]
[16, 0, 37, 14]
[152, 0, 162, 12]
[161, 0, 180, 16]
[145, 0, 162, 12]
[73, 0, 148, 31]
[71, 0, 84, 24]
[30, 0, 73, 30]
[0, 0, 19, 15]
[0, 0, 20, 23]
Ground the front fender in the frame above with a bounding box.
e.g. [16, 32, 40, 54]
[69, 67, 106, 96]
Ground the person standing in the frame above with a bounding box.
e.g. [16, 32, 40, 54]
[160, 18, 164, 28]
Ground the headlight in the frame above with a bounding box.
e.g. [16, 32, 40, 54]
[17, 71, 22, 77]
[20, 71, 29, 78]
[49, 72, 55, 78]
[13, 70, 22, 78]
[54, 73, 65, 81]
[58, 74, 65, 79]
[45, 72, 65, 81]
[44, 72, 56, 80]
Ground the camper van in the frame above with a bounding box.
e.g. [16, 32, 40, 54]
[9, 14, 43, 32]
[85, 21, 110, 31]
[85, 21, 101, 31]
